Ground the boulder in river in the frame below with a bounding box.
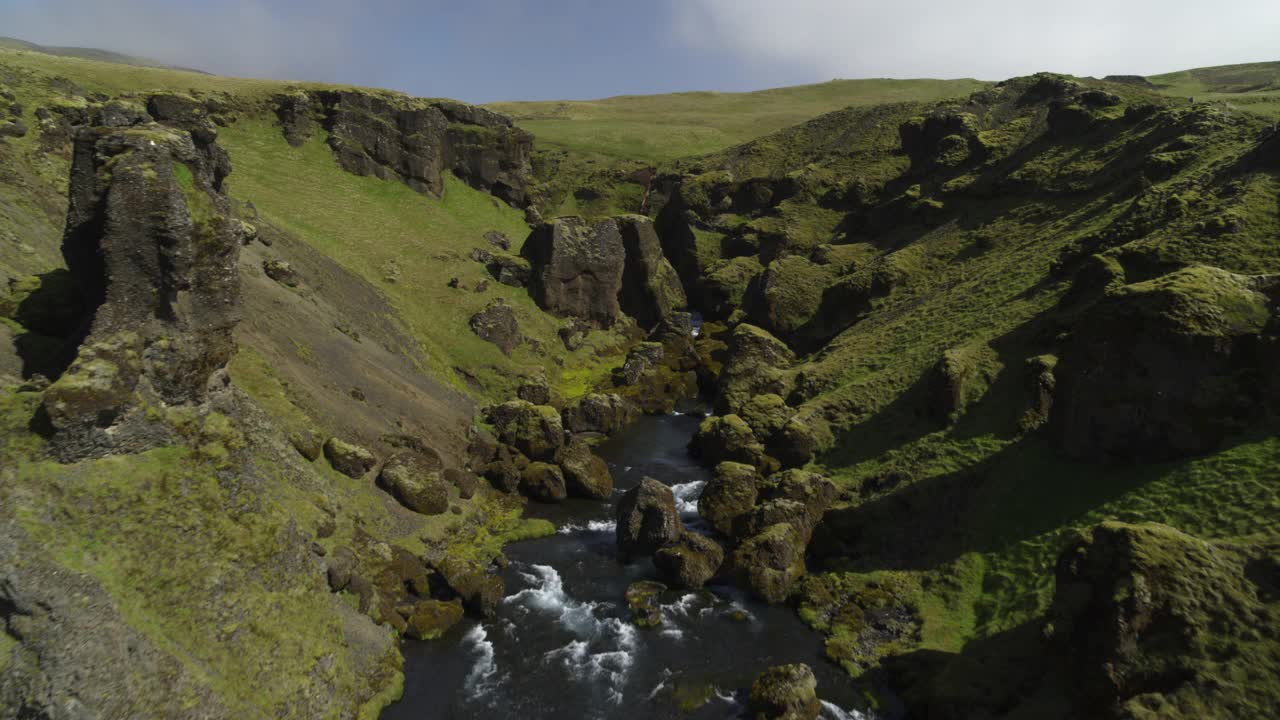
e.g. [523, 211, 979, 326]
[616, 477, 681, 558]
[625, 580, 668, 627]
[689, 414, 767, 469]
[749, 663, 821, 720]
[698, 461, 760, 538]
[555, 439, 613, 500]
[402, 599, 465, 640]
[436, 556, 504, 618]
[562, 392, 638, 435]
[731, 522, 808, 604]
[520, 462, 568, 503]
[653, 531, 725, 588]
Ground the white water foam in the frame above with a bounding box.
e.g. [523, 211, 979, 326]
[821, 700, 872, 720]
[505, 563, 639, 704]
[461, 624, 504, 700]
[557, 519, 618, 535]
[670, 480, 705, 517]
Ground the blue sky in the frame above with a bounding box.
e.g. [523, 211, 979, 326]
[3, 0, 1278, 104]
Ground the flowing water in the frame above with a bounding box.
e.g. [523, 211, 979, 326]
[383, 410, 876, 720]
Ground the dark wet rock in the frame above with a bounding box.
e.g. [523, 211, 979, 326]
[715, 324, 796, 416]
[522, 216, 626, 328]
[0, 120, 28, 137]
[444, 468, 480, 500]
[486, 253, 531, 287]
[749, 663, 821, 720]
[557, 317, 592, 351]
[403, 599, 465, 640]
[483, 444, 526, 494]
[699, 462, 760, 538]
[326, 546, 358, 592]
[761, 470, 836, 531]
[625, 580, 668, 627]
[562, 392, 638, 435]
[377, 453, 449, 514]
[520, 461, 567, 503]
[515, 372, 552, 405]
[1053, 266, 1278, 461]
[555, 439, 613, 500]
[469, 300, 520, 355]
[739, 499, 815, 545]
[768, 417, 818, 469]
[617, 215, 687, 329]
[262, 259, 301, 287]
[42, 121, 242, 459]
[323, 437, 377, 478]
[277, 90, 532, 204]
[689, 414, 767, 469]
[653, 531, 725, 588]
[288, 428, 324, 461]
[485, 230, 511, 250]
[619, 341, 664, 385]
[731, 523, 807, 603]
[616, 477, 681, 558]
[436, 556, 504, 618]
[648, 311, 697, 364]
[1020, 354, 1058, 430]
[466, 427, 499, 471]
[486, 399, 564, 460]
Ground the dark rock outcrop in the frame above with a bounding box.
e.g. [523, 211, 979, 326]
[436, 556, 504, 618]
[41, 121, 243, 459]
[324, 437, 377, 478]
[715, 324, 796, 416]
[520, 461, 567, 503]
[698, 461, 760, 537]
[521, 217, 626, 328]
[731, 522, 807, 603]
[402, 599, 465, 640]
[1053, 266, 1278, 461]
[616, 477, 681, 558]
[562, 392, 638, 435]
[469, 300, 520, 355]
[617, 215, 687, 329]
[377, 452, 449, 515]
[689, 414, 767, 469]
[272, 90, 533, 205]
[555, 439, 613, 500]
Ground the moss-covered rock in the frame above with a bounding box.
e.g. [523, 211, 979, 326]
[653, 531, 725, 588]
[324, 437, 377, 478]
[436, 556, 504, 618]
[715, 324, 795, 416]
[487, 400, 564, 461]
[731, 523, 808, 603]
[555, 439, 613, 500]
[698, 461, 760, 538]
[402, 599, 465, 640]
[625, 580, 668, 627]
[519, 461, 567, 503]
[748, 663, 821, 720]
[561, 392, 638, 435]
[377, 452, 449, 515]
[689, 414, 767, 468]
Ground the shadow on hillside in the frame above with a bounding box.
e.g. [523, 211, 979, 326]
[8, 269, 85, 381]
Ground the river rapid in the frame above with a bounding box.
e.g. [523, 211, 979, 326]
[382, 411, 876, 720]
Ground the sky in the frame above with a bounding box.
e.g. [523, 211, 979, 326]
[2, 0, 1278, 104]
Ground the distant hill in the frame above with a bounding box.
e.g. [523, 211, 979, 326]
[0, 35, 206, 74]
[1148, 60, 1280, 119]
[487, 78, 990, 162]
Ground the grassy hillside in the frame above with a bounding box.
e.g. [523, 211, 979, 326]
[1150, 60, 1280, 119]
[0, 35, 205, 73]
[489, 78, 990, 162]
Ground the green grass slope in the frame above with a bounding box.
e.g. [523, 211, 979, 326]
[0, 35, 206, 73]
[489, 78, 989, 162]
[1150, 60, 1280, 119]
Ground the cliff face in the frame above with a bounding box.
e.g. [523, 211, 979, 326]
[275, 89, 534, 206]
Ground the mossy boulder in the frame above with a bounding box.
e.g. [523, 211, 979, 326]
[653, 531, 725, 588]
[767, 417, 819, 469]
[617, 215, 688, 329]
[738, 499, 816, 544]
[748, 663, 821, 720]
[468, 300, 521, 355]
[562, 392, 638, 435]
[402, 599, 465, 640]
[689, 414, 767, 469]
[617, 342, 665, 386]
[1053, 266, 1278, 461]
[745, 256, 834, 343]
[715, 324, 796, 416]
[443, 467, 480, 500]
[616, 477, 681, 558]
[698, 462, 760, 537]
[323, 437, 377, 478]
[487, 400, 564, 460]
[731, 523, 808, 603]
[288, 428, 324, 461]
[555, 439, 613, 500]
[483, 444, 527, 493]
[377, 452, 449, 515]
[519, 462, 567, 503]
[929, 342, 999, 421]
[625, 580, 668, 627]
[762, 470, 836, 531]
[521, 216, 626, 328]
[436, 556, 504, 618]
[739, 393, 794, 440]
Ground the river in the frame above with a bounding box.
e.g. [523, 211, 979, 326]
[382, 410, 876, 719]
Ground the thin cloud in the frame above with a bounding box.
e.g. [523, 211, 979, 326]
[672, 0, 1280, 80]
